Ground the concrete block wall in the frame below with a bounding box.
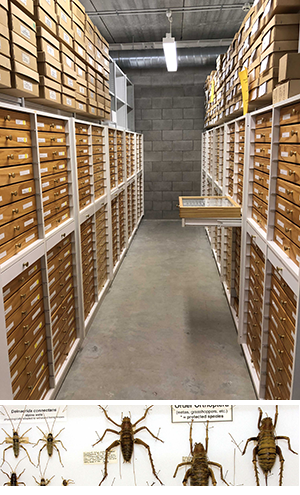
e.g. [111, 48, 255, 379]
[126, 66, 214, 219]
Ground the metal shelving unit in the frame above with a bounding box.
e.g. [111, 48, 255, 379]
[202, 94, 300, 400]
[0, 101, 144, 400]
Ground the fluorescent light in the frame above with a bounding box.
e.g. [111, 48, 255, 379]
[163, 33, 178, 72]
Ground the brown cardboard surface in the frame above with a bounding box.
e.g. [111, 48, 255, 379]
[73, 40, 86, 60]
[75, 100, 87, 114]
[261, 24, 299, 54]
[6, 73, 39, 97]
[61, 93, 76, 109]
[0, 35, 10, 57]
[39, 75, 61, 93]
[273, 80, 300, 103]
[12, 0, 34, 17]
[62, 73, 76, 90]
[57, 26, 74, 50]
[13, 61, 39, 82]
[76, 82, 87, 97]
[73, 18, 85, 46]
[35, 6, 57, 37]
[279, 53, 300, 82]
[0, 67, 10, 89]
[71, 0, 86, 24]
[34, 0, 56, 21]
[11, 44, 38, 72]
[36, 86, 62, 105]
[37, 37, 60, 63]
[11, 16, 36, 47]
[37, 26, 60, 49]
[56, 0, 72, 16]
[38, 62, 62, 83]
[0, 54, 11, 71]
[262, 40, 299, 59]
[10, 3, 36, 29]
[262, 0, 300, 26]
[11, 31, 37, 57]
[76, 91, 87, 103]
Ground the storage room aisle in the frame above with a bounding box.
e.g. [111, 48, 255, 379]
[57, 220, 256, 399]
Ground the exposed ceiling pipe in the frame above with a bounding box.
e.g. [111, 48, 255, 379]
[86, 4, 246, 17]
[110, 47, 227, 70]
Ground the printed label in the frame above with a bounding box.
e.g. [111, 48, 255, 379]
[276, 235, 283, 245]
[24, 218, 34, 227]
[58, 151, 65, 156]
[50, 90, 57, 100]
[278, 203, 285, 211]
[278, 186, 286, 193]
[281, 151, 288, 157]
[42, 182, 50, 189]
[33, 322, 43, 337]
[23, 80, 33, 92]
[16, 120, 26, 126]
[26, 233, 35, 243]
[4, 305, 12, 317]
[61, 12, 67, 23]
[8, 339, 16, 352]
[64, 32, 70, 43]
[32, 307, 41, 321]
[17, 137, 27, 143]
[23, 201, 33, 210]
[0, 233, 5, 240]
[45, 223, 52, 231]
[38, 138, 46, 143]
[21, 25, 31, 40]
[50, 68, 57, 79]
[80, 86, 85, 94]
[47, 45, 55, 57]
[40, 153, 48, 158]
[67, 78, 73, 87]
[66, 98, 72, 106]
[22, 52, 30, 65]
[280, 169, 288, 176]
[282, 132, 290, 138]
[258, 82, 267, 97]
[45, 16, 52, 28]
[66, 56, 72, 68]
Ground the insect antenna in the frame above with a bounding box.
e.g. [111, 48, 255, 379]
[50, 407, 60, 434]
[43, 413, 51, 434]
[40, 456, 50, 479]
[13, 456, 26, 472]
[16, 406, 27, 433]
[2, 406, 15, 432]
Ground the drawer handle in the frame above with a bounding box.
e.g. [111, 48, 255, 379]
[289, 170, 296, 175]
[6, 135, 13, 141]
[279, 317, 286, 322]
[27, 386, 33, 390]
[280, 300, 287, 305]
[277, 349, 284, 354]
[12, 208, 19, 214]
[15, 243, 22, 248]
[279, 335, 285, 339]
[26, 371, 32, 377]
[287, 209, 293, 214]
[286, 190, 293, 195]
[25, 355, 31, 361]
[290, 151, 297, 157]
[285, 228, 292, 233]
[20, 293, 26, 298]
[5, 114, 11, 121]
[23, 262, 29, 267]
[292, 108, 297, 115]
[53, 151, 58, 156]
[24, 341, 30, 346]
[283, 246, 290, 251]
[11, 191, 18, 197]
[9, 172, 15, 178]
[14, 225, 20, 231]
[7, 154, 14, 159]
[51, 137, 55, 142]
[277, 367, 283, 372]
[21, 311, 27, 315]
[291, 130, 298, 136]
[50, 123, 55, 128]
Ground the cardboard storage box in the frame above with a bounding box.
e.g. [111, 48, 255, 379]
[56, 4, 73, 36]
[38, 61, 62, 83]
[85, 15, 94, 42]
[73, 17, 85, 46]
[71, 0, 86, 25]
[34, 6, 57, 37]
[56, 0, 71, 15]
[62, 73, 76, 90]
[11, 43, 38, 72]
[0, 53, 10, 71]
[76, 100, 87, 114]
[0, 67, 10, 89]
[279, 53, 300, 82]
[13, 0, 34, 17]
[273, 80, 300, 104]
[76, 82, 87, 96]
[261, 0, 300, 27]
[35, 76, 62, 105]
[34, 0, 56, 21]
[0, 35, 10, 57]
[60, 45, 76, 76]
[73, 40, 86, 60]
[57, 25, 73, 49]
[10, 3, 37, 47]
[37, 33, 60, 64]
[3, 66, 39, 97]
[75, 56, 86, 86]
[261, 14, 300, 54]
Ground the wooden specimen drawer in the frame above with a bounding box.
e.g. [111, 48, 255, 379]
[0, 129, 31, 148]
[0, 179, 35, 208]
[253, 169, 270, 189]
[42, 183, 68, 206]
[93, 146, 104, 155]
[254, 143, 271, 158]
[0, 148, 32, 167]
[280, 102, 300, 126]
[0, 208, 37, 246]
[269, 306, 295, 355]
[276, 196, 300, 227]
[279, 144, 300, 165]
[265, 361, 290, 400]
[255, 128, 272, 143]
[75, 123, 89, 134]
[3, 259, 41, 304]
[76, 145, 90, 157]
[277, 178, 300, 205]
[40, 159, 67, 177]
[76, 135, 89, 146]
[78, 186, 92, 202]
[28, 366, 50, 400]
[256, 112, 272, 128]
[47, 236, 72, 264]
[267, 354, 292, 398]
[77, 165, 90, 179]
[41, 171, 68, 192]
[93, 155, 104, 167]
[44, 208, 70, 234]
[44, 196, 69, 221]
[9, 324, 45, 381]
[92, 135, 103, 145]
[39, 146, 67, 161]
[275, 211, 300, 249]
[78, 176, 91, 190]
[0, 164, 34, 186]
[37, 116, 66, 133]
[272, 266, 297, 306]
[0, 109, 31, 130]
[277, 161, 300, 184]
[77, 157, 89, 168]
[38, 133, 66, 147]
[252, 180, 269, 203]
[279, 123, 300, 144]
[253, 196, 268, 218]
[0, 226, 38, 265]
[268, 321, 293, 379]
[92, 127, 103, 135]
[274, 227, 300, 267]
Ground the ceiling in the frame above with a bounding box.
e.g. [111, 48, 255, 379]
[80, 0, 249, 48]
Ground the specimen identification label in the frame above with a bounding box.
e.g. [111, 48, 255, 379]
[0, 406, 67, 424]
[171, 405, 233, 422]
[83, 449, 117, 465]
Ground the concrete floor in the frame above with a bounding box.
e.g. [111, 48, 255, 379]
[57, 220, 256, 400]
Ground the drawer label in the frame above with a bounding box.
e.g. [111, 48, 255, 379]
[26, 233, 35, 243]
[30, 279, 39, 291]
[37, 123, 45, 127]
[256, 149, 260, 153]
[271, 299, 279, 312]
[33, 322, 43, 337]
[45, 223, 52, 232]
[40, 167, 48, 174]
[24, 218, 34, 227]
[0, 250, 7, 260]
[12, 385, 20, 398]
[40, 153, 48, 158]
[47, 45, 55, 57]
[18, 154, 28, 160]
[273, 285, 280, 297]
[282, 132, 290, 138]
[16, 120, 26, 126]
[60, 188, 67, 194]
[281, 151, 288, 158]
[45, 16, 52, 29]
[3, 288, 10, 298]
[23, 201, 33, 210]
[9, 353, 17, 368]
[8, 338, 15, 352]
[32, 306, 41, 321]
[49, 277, 55, 287]
[34, 334, 43, 349]
[21, 25, 31, 40]
[50, 289, 56, 300]
[278, 186, 286, 193]
[23, 81, 33, 92]
[4, 305, 12, 317]
[51, 68, 58, 79]
[277, 219, 284, 228]
[0, 233, 5, 240]
[35, 348, 44, 364]
[42, 196, 49, 203]
[59, 151, 65, 156]
[48, 263, 55, 274]
[276, 235, 283, 245]
[280, 169, 287, 176]
[283, 114, 291, 121]
[20, 169, 30, 176]
[50, 91, 57, 100]
[42, 181, 50, 188]
[31, 294, 40, 306]
[59, 164, 65, 169]
[60, 177, 66, 183]
[44, 209, 51, 217]
[57, 138, 64, 143]
[62, 213, 68, 221]
[256, 134, 261, 140]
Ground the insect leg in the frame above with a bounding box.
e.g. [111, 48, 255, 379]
[132, 405, 153, 427]
[37, 443, 46, 467]
[252, 446, 260, 486]
[208, 467, 217, 486]
[92, 429, 119, 447]
[257, 408, 263, 429]
[134, 438, 163, 485]
[53, 427, 65, 440]
[275, 436, 298, 455]
[173, 462, 192, 478]
[242, 437, 258, 455]
[32, 476, 40, 485]
[2, 445, 13, 466]
[182, 467, 193, 486]
[19, 445, 35, 466]
[0, 469, 10, 479]
[53, 439, 67, 451]
[189, 420, 194, 456]
[17, 482, 26, 486]
[205, 420, 209, 453]
[99, 440, 120, 486]
[53, 444, 64, 467]
[276, 445, 285, 486]
[274, 405, 278, 429]
[208, 461, 229, 485]
[134, 426, 163, 443]
[98, 406, 121, 428]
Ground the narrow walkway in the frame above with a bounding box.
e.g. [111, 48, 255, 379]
[57, 220, 256, 399]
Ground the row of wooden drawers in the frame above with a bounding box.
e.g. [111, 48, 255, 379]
[81, 218, 96, 319]
[75, 124, 103, 136]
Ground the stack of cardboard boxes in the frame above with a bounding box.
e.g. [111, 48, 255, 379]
[0, 0, 111, 120]
[205, 0, 300, 128]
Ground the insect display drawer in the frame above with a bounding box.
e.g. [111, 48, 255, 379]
[178, 196, 241, 219]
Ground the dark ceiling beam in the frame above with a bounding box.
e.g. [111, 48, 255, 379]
[86, 4, 246, 17]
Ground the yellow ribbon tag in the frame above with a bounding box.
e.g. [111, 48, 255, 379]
[239, 68, 249, 116]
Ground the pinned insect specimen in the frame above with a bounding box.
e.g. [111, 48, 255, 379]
[62, 477, 75, 486]
[1, 459, 26, 486]
[33, 458, 55, 486]
[173, 420, 229, 486]
[93, 405, 164, 486]
[242, 405, 298, 486]
[0, 406, 35, 466]
[34, 408, 67, 467]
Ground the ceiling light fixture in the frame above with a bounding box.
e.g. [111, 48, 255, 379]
[163, 10, 177, 72]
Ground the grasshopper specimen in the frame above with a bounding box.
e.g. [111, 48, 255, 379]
[174, 420, 229, 486]
[242, 405, 298, 485]
[34, 407, 67, 467]
[93, 405, 163, 486]
[0, 406, 35, 466]
[1, 459, 26, 486]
